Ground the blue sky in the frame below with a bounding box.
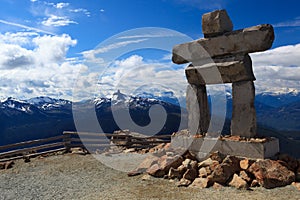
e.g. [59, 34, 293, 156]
[0, 0, 299, 101]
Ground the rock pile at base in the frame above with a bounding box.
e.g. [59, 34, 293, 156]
[128, 143, 300, 190]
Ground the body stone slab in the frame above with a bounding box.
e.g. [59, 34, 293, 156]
[231, 81, 257, 138]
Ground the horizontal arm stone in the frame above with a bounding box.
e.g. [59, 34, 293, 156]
[172, 24, 274, 64]
[185, 54, 255, 85]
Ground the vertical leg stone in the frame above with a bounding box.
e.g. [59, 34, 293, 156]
[231, 81, 256, 138]
[186, 84, 210, 135]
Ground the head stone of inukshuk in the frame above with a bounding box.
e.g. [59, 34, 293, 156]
[172, 10, 274, 138]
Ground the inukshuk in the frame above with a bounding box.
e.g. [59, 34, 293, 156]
[172, 10, 274, 138]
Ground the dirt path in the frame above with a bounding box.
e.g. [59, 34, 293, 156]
[0, 153, 299, 200]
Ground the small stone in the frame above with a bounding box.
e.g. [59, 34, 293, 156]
[183, 168, 198, 181]
[212, 182, 224, 190]
[205, 166, 212, 175]
[250, 179, 260, 187]
[190, 178, 208, 188]
[248, 159, 295, 189]
[291, 182, 300, 191]
[229, 174, 249, 189]
[198, 158, 213, 168]
[182, 150, 198, 161]
[146, 164, 164, 177]
[208, 156, 240, 185]
[239, 171, 252, 183]
[168, 167, 185, 180]
[240, 159, 254, 170]
[209, 151, 226, 163]
[141, 174, 152, 181]
[199, 167, 208, 178]
[127, 155, 159, 176]
[209, 160, 220, 171]
[159, 155, 184, 173]
[177, 178, 192, 187]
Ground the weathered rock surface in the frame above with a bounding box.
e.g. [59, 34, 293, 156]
[208, 156, 240, 185]
[291, 182, 300, 191]
[128, 155, 159, 176]
[172, 24, 274, 64]
[239, 170, 252, 183]
[229, 174, 249, 189]
[146, 164, 165, 177]
[186, 54, 255, 85]
[248, 159, 295, 189]
[186, 84, 210, 134]
[190, 178, 209, 188]
[240, 159, 254, 170]
[231, 81, 256, 138]
[183, 168, 198, 181]
[199, 167, 208, 178]
[177, 178, 192, 187]
[277, 154, 299, 172]
[202, 9, 233, 38]
[168, 167, 185, 180]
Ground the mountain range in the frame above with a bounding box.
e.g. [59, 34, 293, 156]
[0, 90, 299, 157]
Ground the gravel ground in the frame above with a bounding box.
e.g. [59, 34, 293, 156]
[0, 153, 299, 200]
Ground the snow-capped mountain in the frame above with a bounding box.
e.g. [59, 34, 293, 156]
[27, 96, 72, 110]
[1, 90, 300, 157]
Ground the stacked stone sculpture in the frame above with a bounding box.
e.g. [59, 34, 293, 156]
[172, 10, 275, 138]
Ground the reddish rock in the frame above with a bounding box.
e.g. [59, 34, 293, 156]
[229, 174, 249, 189]
[292, 182, 300, 191]
[209, 160, 220, 171]
[183, 168, 198, 181]
[177, 178, 192, 187]
[159, 155, 184, 172]
[239, 170, 252, 183]
[210, 151, 226, 163]
[190, 178, 208, 188]
[163, 143, 171, 150]
[182, 150, 197, 161]
[199, 167, 208, 178]
[146, 164, 165, 177]
[208, 156, 241, 185]
[127, 155, 159, 176]
[248, 159, 295, 189]
[240, 159, 254, 170]
[212, 182, 224, 190]
[278, 154, 299, 172]
[250, 179, 259, 187]
[168, 167, 186, 179]
[198, 158, 213, 168]
[205, 166, 212, 175]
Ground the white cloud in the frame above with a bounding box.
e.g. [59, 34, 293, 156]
[93, 55, 187, 100]
[0, 31, 85, 100]
[81, 39, 148, 64]
[274, 17, 300, 28]
[0, 19, 55, 35]
[251, 43, 300, 93]
[55, 2, 69, 9]
[42, 15, 77, 27]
